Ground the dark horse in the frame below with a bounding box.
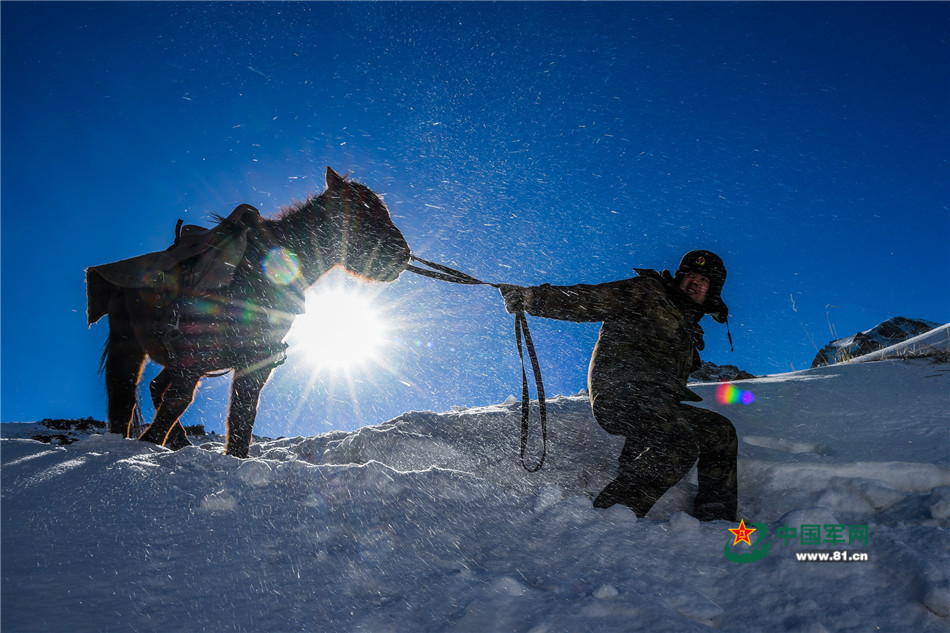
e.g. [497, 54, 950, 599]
[87, 167, 410, 457]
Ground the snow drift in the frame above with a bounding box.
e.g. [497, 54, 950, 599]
[2, 325, 949, 632]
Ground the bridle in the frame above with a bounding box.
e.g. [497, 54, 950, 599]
[405, 255, 547, 472]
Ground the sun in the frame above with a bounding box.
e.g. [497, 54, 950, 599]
[287, 281, 389, 371]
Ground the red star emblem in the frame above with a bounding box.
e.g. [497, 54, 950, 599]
[728, 520, 757, 546]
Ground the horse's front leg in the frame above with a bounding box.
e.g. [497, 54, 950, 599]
[139, 372, 201, 448]
[225, 365, 275, 458]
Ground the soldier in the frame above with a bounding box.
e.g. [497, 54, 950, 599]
[499, 250, 737, 521]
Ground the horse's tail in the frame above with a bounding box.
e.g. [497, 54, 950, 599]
[98, 336, 146, 429]
[96, 288, 124, 374]
[98, 336, 111, 375]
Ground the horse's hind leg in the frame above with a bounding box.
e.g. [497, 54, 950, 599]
[104, 297, 147, 438]
[139, 372, 200, 449]
[149, 369, 191, 450]
[149, 369, 172, 409]
[162, 423, 192, 451]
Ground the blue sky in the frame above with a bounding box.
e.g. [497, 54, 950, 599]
[2, 2, 948, 437]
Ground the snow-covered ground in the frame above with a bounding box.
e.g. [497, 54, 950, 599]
[2, 325, 949, 633]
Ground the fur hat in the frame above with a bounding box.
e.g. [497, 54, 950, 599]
[676, 250, 728, 324]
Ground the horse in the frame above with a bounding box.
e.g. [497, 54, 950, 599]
[86, 167, 411, 457]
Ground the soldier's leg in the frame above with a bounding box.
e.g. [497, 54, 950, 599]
[684, 406, 738, 521]
[590, 396, 639, 509]
[592, 395, 698, 517]
[615, 424, 698, 517]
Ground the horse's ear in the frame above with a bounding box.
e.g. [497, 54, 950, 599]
[326, 167, 345, 191]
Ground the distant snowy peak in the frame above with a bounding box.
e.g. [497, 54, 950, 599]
[811, 317, 943, 367]
[689, 361, 755, 383]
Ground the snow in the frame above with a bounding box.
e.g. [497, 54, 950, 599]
[811, 317, 943, 368]
[2, 326, 949, 632]
[849, 323, 950, 364]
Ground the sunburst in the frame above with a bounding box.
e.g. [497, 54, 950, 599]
[287, 276, 389, 371]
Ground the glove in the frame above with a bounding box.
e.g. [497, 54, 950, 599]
[498, 284, 530, 314]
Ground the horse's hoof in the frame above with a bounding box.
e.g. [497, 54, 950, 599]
[138, 428, 165, 445]
[165, 436, 193, 451]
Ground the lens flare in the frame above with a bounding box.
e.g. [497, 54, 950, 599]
[262, 248, 301, 285]
[716, 383, 756, 406]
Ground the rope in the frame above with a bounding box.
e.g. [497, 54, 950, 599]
[405, 255, 547, 472]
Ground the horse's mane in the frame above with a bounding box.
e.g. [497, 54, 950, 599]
[274, 195, 319, 221]
[273, 176, 377, 222]
[208, 197, 314, 226]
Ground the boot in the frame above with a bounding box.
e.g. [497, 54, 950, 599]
[593, 479, 660, 517]
[593, 479, 629, 509]
[692, 499, 736, 522]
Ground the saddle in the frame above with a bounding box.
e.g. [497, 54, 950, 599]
[86, 204, 261, 325]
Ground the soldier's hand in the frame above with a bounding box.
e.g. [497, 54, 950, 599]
[498, 284, 530, 314]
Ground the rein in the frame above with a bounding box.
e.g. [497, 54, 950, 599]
[405, 255, 547, 472]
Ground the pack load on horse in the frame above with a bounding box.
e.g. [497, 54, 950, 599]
[86, 167, 411, 457]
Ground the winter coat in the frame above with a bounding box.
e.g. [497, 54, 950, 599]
[524, 269, 705, 404]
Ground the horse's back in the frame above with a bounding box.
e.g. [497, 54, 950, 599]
[85, 204, 262, 325]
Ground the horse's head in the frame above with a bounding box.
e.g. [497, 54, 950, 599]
[314, 167, 411, 282]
